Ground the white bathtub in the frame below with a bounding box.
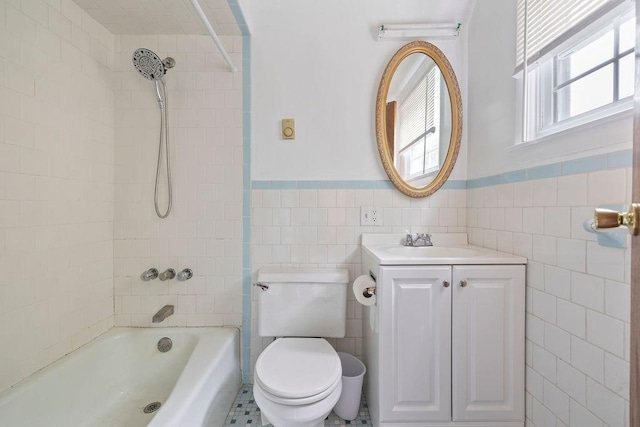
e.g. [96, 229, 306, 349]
[0, 327, 241, 426]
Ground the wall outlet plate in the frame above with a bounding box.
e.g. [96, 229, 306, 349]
[361, 206, 383, 226]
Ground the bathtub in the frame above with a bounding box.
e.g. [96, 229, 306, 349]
[0, 327, 240, 426]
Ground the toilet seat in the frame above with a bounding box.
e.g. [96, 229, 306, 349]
[254, 338, 342, 404]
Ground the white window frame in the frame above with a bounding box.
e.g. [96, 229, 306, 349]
[516, 1, 634, 145]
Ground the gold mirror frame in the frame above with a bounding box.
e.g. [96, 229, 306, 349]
[375, 41, 463, 198]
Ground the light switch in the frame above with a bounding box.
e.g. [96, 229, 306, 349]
[282, 119, 295, 140]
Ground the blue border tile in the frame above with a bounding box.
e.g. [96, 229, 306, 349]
[465, 149, 630, 189]
[441, 180, 467, 189]
[527, 164, 561, 180]
[228, 0, 252, 384]
[271, 181, 298, 189]
[250, 180, 468, 190]
[607, 149, 633, 169]
[561, 155, 607, 176]
[227, 0, 250, 35]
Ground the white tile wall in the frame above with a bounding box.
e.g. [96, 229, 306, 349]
[250, 187, 467, 378]
[0, 0, 115, 392]
[112, 34, 243, 329]
[467, 168, 631, 427]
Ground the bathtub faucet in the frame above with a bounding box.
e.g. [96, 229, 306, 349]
[152, 305, 174, 323]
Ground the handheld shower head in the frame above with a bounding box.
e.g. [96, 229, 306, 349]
[132, 48, 176, 110]
[132, 48, 165, 81]
[132, 47, 175, 219]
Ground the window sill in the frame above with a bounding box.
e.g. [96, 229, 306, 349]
[507, 105, 633, 154]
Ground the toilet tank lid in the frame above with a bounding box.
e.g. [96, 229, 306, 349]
[257, 268, 349, 284]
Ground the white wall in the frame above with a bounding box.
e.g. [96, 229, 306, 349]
[244, 0, 468, 182]
[467, 1, 631, 426]
[112, 34, 244, 328]
[0, 0, 115, 392]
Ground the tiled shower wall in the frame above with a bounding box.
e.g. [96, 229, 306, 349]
[250, 185, 467, 377]
[0, 0, 115, 392]
[466, 168, 632, 427]
[112, 34, 244, 328]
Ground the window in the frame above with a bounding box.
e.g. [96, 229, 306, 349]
[396, 66, 441, 181]
[515, 0, 634, 142]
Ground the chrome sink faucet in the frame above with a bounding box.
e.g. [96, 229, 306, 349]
[404, 233, 433, 247]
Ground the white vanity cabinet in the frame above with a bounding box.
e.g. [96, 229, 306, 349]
[377, 265, 525, 426]
[362, 234, 526, 427]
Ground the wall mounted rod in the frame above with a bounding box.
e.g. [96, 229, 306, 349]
[189, 0, 237, 72]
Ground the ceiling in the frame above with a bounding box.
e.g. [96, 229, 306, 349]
[72, 0, 241, 36]
[238, 0, 476, 35]
[73, 0, 476, 38]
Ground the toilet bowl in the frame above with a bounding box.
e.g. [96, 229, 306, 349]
[253, 338, 343, 427]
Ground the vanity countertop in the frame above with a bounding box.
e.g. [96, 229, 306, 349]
[361, 233, 527, 266]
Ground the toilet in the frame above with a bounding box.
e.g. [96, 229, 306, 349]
[253, 268, 350, 427]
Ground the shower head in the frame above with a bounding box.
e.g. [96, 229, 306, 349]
[132, 48, 166, 81]
[133, 48, 176, 110]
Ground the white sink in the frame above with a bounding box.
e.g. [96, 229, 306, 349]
[383, 245, 482, 258]
[361, 233, 527, 265]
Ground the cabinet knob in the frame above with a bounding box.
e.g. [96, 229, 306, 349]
[443, 280, 450, 288]
[460, 280, 468, 287]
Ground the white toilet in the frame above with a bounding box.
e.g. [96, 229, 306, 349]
[253, 268, 349, 427]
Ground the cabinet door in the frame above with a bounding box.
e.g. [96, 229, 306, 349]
[452, 265, 525, 422]
[379, 266, 452, 423]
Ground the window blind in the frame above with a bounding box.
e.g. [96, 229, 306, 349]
[515, 0, 626, 70]
[398, 68, 437, 150]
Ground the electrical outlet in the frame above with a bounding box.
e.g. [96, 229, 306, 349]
[361, 206, 383, 226]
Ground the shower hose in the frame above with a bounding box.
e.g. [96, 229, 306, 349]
[155, 79, 172, 218]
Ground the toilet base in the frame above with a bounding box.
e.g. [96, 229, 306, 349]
[260, 412, 324, 427]
[253, 380, 342, 427]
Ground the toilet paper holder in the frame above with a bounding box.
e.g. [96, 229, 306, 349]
[363, 287, 376, 298]
[363, 271, 377, 298]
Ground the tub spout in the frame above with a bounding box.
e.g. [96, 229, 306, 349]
[152, 305, 174, 323]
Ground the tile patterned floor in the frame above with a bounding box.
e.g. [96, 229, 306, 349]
[223, 385, 371, 426]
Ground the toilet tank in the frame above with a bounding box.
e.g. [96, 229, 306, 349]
[256, 268, 349, 338]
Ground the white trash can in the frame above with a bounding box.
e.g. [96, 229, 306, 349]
[333, 352, 366, 421]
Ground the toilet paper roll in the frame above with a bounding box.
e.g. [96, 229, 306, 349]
[353, 274, 376, 306]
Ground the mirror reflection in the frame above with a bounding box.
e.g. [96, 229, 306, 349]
[386, 53, 452, 187]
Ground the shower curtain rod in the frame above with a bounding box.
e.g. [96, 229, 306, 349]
[189, 0, 238, 72]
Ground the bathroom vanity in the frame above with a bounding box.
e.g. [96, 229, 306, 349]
[361, 234, 526, 427]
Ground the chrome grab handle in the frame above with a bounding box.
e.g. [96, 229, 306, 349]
[460, 280, 468, 288]
[594, 204, 640, 235]
[443, 280, 450, 288]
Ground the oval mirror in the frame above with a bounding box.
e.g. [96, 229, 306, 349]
[376, 41, 463, 198]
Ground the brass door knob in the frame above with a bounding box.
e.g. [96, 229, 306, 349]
[594, 204, 640, 235]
